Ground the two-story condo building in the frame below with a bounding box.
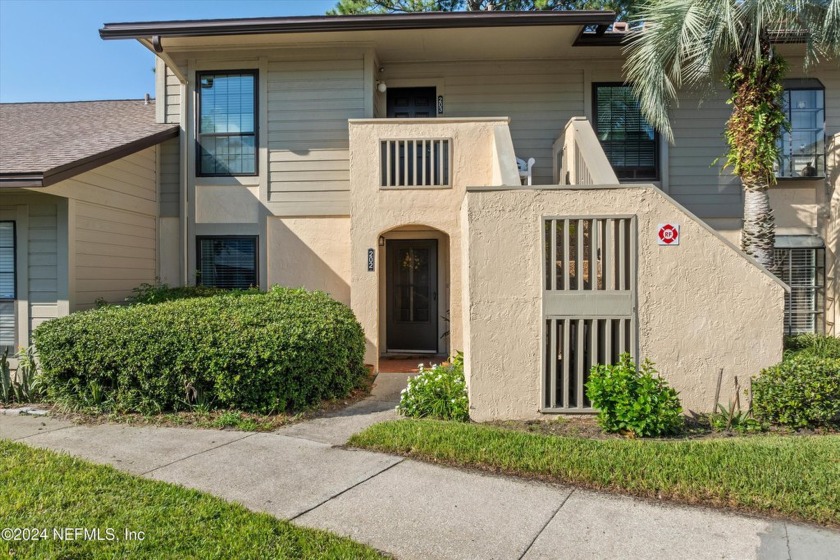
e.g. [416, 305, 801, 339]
[1, 11, 837, 419]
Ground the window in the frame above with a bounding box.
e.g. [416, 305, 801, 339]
[774, 239, 825, 335]
[777, 79, 825, 178]
[593, 83, 659, 180]
[197, 71, 257, 176]
[197, 237, 258, 289]
[0, 221, 16, 352]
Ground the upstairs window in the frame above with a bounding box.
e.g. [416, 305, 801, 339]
[777, 79, 825, 178]
[593, 83, 659, 180]
[197, 236, 258, 290]
[197, 71, 257, 176]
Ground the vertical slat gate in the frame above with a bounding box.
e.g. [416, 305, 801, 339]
[543, 216, 637, 412]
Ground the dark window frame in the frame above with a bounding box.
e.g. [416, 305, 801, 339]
[592, 82, 660, 181]
[196, 70, 259, 178]
[776, 78, 825, 179]
[0, 220, 17, 352]
[0, 220, 16, 301]
[196, 235, 259, 289]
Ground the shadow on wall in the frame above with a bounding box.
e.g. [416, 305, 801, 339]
[267, 217, 350, 305]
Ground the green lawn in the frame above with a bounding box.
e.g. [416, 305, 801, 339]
[0, 441, 385, 559]
[350, 419, 840, 527]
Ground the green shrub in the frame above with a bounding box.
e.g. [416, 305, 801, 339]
[1, 346, 41, 404]
[33, 286, 366, 414]
[586, 354, 683, 437]
[127, 282, 259, 305]
[708, 403, 765, 433]
[397, 352, 469, 421]
[752, 355, 840, 428]
[783, 334, 840, 360]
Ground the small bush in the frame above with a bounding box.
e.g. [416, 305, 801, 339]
[1, 346, 41, 404]
[783, 334, 840, 360]
[397, 352, 469, 422]
[752, 355, 840, 428]
[586, 354, 683, 437]
[34, 286, 366, 414]
[708, 403, 764, 433]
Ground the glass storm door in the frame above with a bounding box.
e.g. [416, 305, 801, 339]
[386, 239, 438, 352]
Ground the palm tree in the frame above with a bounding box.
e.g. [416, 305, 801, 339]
[624, 0, 839, 270]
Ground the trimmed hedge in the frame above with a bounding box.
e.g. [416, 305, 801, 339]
[752, 355, 840, 428]
[34, 286, 367, 414]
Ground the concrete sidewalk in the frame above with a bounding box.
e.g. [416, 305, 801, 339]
[2, 373, 838, 560]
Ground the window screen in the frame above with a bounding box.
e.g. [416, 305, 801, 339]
[774, 247, 825, 334]
[776, 82, 825, 178]
[593, 84, 658, 180]
[197, 237, 258, 289]
[0, 221, 15, 350]
[197, 71, 257, 176]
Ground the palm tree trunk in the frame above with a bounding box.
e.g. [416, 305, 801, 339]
[741, 177, 776, 272]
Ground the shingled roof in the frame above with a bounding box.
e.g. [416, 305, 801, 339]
[0, 99, 179, 187]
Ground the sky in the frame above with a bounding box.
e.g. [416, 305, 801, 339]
[0, 0, 338, 102]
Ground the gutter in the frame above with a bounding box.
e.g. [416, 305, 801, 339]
[99, 11, 617, 40]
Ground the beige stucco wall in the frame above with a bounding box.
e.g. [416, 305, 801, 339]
[462, 185, 786, 421]
[266, 216, 351, 305]
[348, 118, 513, 368]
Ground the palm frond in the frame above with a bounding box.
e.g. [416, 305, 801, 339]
[624, 0, 740, 141]
[624, 0, 840, 141]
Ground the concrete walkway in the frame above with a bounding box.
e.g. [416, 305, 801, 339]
[2, 373, 838, 560]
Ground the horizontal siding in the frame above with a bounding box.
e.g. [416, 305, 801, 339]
[267, 56, 365, 211]
[67, 148, 159, 310]
[668, 59, 840, 220]
[159, 137, 180, 217]
[27, 205, 59, 330]
[165, 68, 181, 124]
[384, 60, 584, 185]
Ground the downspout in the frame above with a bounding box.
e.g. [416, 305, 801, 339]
[139, 36, 190, 285]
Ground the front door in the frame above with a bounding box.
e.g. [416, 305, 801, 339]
[386, 240, 438, 352]
[387, 87, 436, 118]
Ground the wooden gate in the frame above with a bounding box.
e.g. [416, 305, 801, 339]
[542, 216, 638, 412]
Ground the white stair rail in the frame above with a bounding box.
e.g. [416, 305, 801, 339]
[553, 117, 619, 185]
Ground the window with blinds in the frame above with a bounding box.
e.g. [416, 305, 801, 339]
[774, 246, 825, 334]
[0, 221, 16, 351]
[593, 83, 659, 180]
[197, 237, 258, 289]
[197, 71, 258, 176]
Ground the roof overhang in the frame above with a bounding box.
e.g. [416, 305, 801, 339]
[100, 11, 617, 40]
[0, 126, 179, 189]
[574, 28, 809, 47]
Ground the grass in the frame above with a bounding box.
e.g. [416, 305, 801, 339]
[350, 419, 840, 527]
[0, 441, 386, 559]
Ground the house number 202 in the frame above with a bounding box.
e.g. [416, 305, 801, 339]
[367, 248, 375, 272]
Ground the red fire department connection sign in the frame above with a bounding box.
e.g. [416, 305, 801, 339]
[657, 223, 680, 245]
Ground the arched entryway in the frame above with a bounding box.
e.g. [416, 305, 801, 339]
[378, 225, 450, 357]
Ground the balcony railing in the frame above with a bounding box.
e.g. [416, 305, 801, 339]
[380, 138, 452, 188]
[553, 117, 619, 185]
